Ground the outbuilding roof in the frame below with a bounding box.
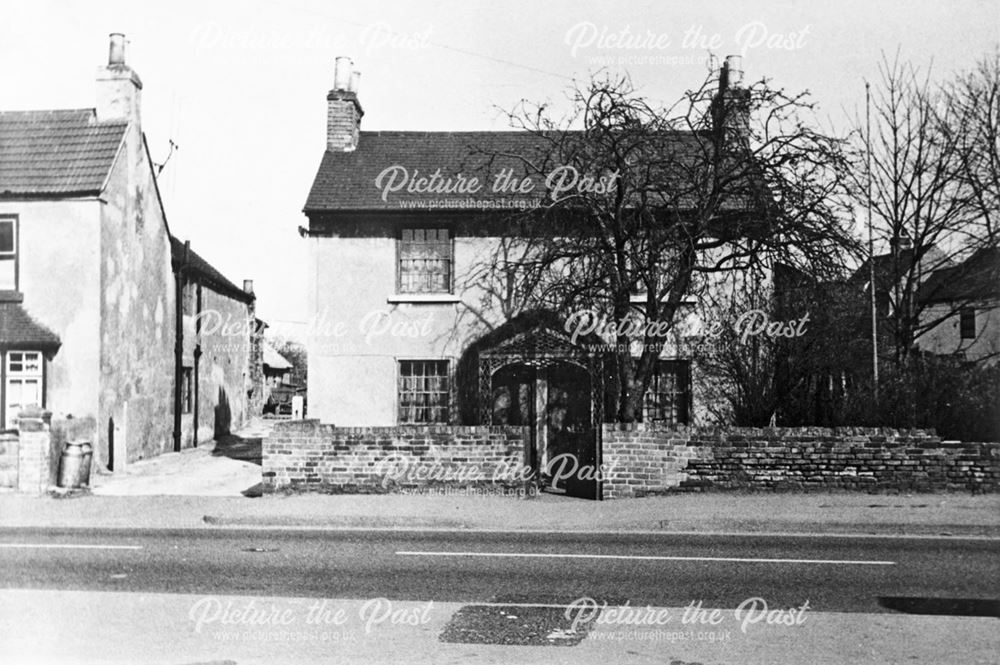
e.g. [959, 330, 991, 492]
[0, 302, 62, 356]
[170, 236, 254, 304]
[263, 343, 293, 370]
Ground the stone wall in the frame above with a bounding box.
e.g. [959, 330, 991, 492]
[602, 424, 1000, 498]
[197, 286, 252, 441]
[263, 420, 530, 493]
[99, 121, 175, 466]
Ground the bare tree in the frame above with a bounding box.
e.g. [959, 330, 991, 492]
[473, 63, 857, 422]
[946, 51, 1000, 247]
[854, 52, 999, 366]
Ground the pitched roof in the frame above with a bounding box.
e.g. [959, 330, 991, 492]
[849, 246, 956, 296]
[304, 130, 709, 212]
[170, 236, 254, 304]
[263, 343, 293, 370]
[850, 249, 916, 286]
[919, 247, 1000, 304]
[0, 109, 127, 198]
[0, 302, 62, 355]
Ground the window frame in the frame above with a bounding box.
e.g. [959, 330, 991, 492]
[395, 227, 454, 296]
[959, 307, 977, 340]
[2, 349, 45, 430]
[396, 358, 451, 425]
[0, 215, 19, 292]
[641, 358, 691, 426]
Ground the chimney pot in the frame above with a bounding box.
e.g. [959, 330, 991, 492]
[348, 70, 361, 94]
[243, 279, 254, 294]
[333, 56, 353, 91]
[724, 55, 744, 86]
[109, 33, 126, 66]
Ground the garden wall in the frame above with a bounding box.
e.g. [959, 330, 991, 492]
[602, 424, 1000, 498]
[264, 421, 999, 498]
[262, 420, 531, 493]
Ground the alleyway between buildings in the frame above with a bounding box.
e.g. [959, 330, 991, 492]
[88, 419, 270, 497]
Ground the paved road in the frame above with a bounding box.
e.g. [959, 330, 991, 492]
[1, 528, 997, 663]
[1, 528, 997, 614]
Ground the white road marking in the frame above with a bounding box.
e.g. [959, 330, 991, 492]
[0, 544, 142, 550]
[396, 550, 895, 565]
[463, 602, 599, 609]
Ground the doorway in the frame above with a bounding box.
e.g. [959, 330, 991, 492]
[490, 361, 598, 499]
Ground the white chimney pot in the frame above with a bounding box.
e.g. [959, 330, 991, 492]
[109, 33, 126, 66]
[725, 55, 744, 85]
[333, 56, 353, 91]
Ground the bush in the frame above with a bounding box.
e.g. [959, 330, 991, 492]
[834, 356, 1000, 441]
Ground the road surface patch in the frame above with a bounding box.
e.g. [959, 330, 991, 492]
[878, 596, 1000, 617]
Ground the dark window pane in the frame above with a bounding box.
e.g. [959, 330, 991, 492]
[0, 221, 13, 254]
[960, 308, 976, 340]
[642, 360, 690, 425]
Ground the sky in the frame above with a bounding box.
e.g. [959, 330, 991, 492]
[1, 0, 998, 339]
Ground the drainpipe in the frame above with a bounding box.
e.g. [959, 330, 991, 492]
[193, 283, 202, 447]
[172, 241, 189, 453]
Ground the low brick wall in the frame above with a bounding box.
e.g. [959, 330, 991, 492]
[0, 432, 17, 488]
[601, 424, 708, 499]
[16, 409, 52, 494]
[602, 424, 1000, 498]
[263, 420, 531, 493]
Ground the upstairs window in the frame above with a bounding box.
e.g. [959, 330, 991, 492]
[398, 360, 450, 424]
[0, 217, 16, 291]
[960, 308, 977, 340]
[398, 228, 452, 294]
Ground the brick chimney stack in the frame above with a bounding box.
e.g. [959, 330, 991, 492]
[96, 33, 143, 130]
[711, 55, 750, 145]
[327, 56, 363, 152]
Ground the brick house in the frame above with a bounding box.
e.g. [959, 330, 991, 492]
[0, 34, 260, 475]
